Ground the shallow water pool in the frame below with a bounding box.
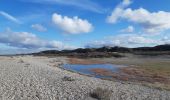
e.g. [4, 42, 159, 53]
[63, 64, 125, 78]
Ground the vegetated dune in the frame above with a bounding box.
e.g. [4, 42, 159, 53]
[33, 44, 170, 58]
[0, 56, 170, 100]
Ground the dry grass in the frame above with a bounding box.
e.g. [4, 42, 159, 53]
[18, 59, 24, 63]
[68, 58, 105, 65]
[90, 87, 112, 100]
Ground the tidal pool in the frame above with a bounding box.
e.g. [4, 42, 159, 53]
[63, 64, 125, 78]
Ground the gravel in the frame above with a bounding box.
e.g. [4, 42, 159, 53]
[0, 56, 170, 100]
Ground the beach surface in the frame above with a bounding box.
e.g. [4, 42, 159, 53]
[0, 56, 170, 100]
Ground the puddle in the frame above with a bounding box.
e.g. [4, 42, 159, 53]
[63, 64, 125, 78]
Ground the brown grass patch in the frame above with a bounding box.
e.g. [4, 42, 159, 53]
[120, 67, 170, 84]
[68, 58, 105, 65]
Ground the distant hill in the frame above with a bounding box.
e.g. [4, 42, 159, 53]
[33, 44, 170, 57]
[133, 44, 170, 51]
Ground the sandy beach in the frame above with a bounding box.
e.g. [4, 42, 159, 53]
[0, 56, 170, 100]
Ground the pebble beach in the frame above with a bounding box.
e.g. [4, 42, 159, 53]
[0, 56, 170, 100]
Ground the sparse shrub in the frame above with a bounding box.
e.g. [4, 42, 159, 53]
[62, 76, 75, 81]
[53, 64, 58, 67]
[19, 59, 24, 63]
[24, 63, 30, 67]
[90, 87, 112, 100]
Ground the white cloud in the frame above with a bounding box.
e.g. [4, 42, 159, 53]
[120, 26, 134, 33]
[85, 34, 170, 48]
[122, 8, 170, 33]
[48, 41, 76, 50]
[52, 13, 93, 34]
[31, 24, 47, 32]
[106, 0, 132, 23]
[107, 0, 170, 34]
[122, 0, 132, 6]
[107, 7, 123, 23]
[0, 11, 21, 24]
[0, 30, 75, 50]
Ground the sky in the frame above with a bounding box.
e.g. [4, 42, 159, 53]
[0, 0, 170, 54]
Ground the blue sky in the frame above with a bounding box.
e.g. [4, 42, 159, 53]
[0, 0, 170, 54]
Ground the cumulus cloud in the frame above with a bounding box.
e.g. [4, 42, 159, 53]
[107, 0, 132, 23]
[107, 0, 170, 34]
[52, 13, 93, 34]
[121, 8, 170, 33]
[0, 11, 21, 24]
[120, 26, 134, 33]
[31, 24, 47, 32]
[0, 30, 75, 50]
[85, 34, 170, 48]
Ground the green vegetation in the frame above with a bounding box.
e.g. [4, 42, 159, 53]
[62, 76, 75, 81]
